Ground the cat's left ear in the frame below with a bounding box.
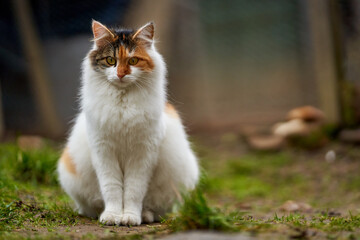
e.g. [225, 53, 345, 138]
[132, 22, 154, 47]
[92, 20, 114, 47]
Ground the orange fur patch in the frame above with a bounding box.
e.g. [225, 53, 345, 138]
[117, 46, 131, 76]
[60, 147, 76, 175]
[132, 45, 154, 72]
[165, 103, 179, 119]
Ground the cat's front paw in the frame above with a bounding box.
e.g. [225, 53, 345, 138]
[99, 211, 122, 226]
[121, 212, 141, 226]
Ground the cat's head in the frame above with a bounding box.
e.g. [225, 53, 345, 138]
[88, 20, 157, 88]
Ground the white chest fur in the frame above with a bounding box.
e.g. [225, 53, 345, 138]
[58, 28, 199, 226]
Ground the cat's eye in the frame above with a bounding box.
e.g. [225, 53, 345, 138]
[128, 57, 139, 66]
[106, 57, 116, 66]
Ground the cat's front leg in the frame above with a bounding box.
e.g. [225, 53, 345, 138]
[121, 152, 157, 226]
[90, 143, 124, 226]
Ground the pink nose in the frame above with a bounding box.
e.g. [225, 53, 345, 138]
[117, 73, 126, 79]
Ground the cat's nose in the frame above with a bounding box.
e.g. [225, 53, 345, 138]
[117, 73, 126, 79]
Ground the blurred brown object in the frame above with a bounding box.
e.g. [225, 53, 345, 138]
[17, 135, 45, 150]
[273, 119, 314, 137]
[274, 106, 325, 137]
[280, 200, 312, 213]
[287, 106, 325, 122]
[246, 106, 327, 150]
[246, 134, 285, 151]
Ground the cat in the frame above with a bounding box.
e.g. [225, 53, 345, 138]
[57, 20, 199, 226]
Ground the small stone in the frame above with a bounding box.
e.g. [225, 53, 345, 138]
[280, 200, 312, 212]
[325, 150, 336, 163]
[297, 202, 312, 212]
[321, 210, 341, 217]
[280, 200, 299, 212]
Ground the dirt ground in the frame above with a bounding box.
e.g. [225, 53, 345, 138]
[14, 219, 169, 239]
[1, 134, 360, 239]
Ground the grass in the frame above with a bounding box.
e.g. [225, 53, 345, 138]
[165, 188, 360, 238]
[1, 137, 360, 239]
[0, 143, 59, 186]
[203, 152, 293, 200]
[200, 143, 360, 211]
[0, 143, 78, 236]
[165, 189, 242, 232]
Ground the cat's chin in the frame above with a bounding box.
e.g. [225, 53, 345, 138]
[108, 79, 132, 89]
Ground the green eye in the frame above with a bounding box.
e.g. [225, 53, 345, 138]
[106, 57, 116, 66]
[128, 57, 139, 65]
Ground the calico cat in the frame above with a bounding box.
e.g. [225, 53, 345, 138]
[57, 20, 199, 226]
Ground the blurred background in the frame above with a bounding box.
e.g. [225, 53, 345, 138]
[1, 0, 360, 139]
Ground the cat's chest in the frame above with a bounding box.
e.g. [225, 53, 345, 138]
[89, 102, 162, 155]
[93, 102, 153, 130]
[84, 83, 163, 142]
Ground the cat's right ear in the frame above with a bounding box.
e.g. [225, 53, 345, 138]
[92, 20, 114, 47]
[132, 22, 154, 48]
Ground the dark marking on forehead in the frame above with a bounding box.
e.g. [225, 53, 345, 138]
[89, 27, 138, 71]
[111, 28, 136, 51]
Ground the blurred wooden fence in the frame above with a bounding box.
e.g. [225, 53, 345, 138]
[3, 0, 358, 137]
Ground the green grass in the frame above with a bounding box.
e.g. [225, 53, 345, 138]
[0, 143, 59, 186]
[202, 151, 307, 202]
[0, 142, 78, 236]
[165, 189, 242, 232]
[1, 138, 360, 239]
[165, 187, 360, 239]
[199, 143, 360, 211]
[270, 212, 360, 232]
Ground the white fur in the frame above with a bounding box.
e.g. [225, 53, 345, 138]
[57, 35, 199, 226]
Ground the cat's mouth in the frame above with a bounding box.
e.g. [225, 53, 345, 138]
[109, 77, 133, 88]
